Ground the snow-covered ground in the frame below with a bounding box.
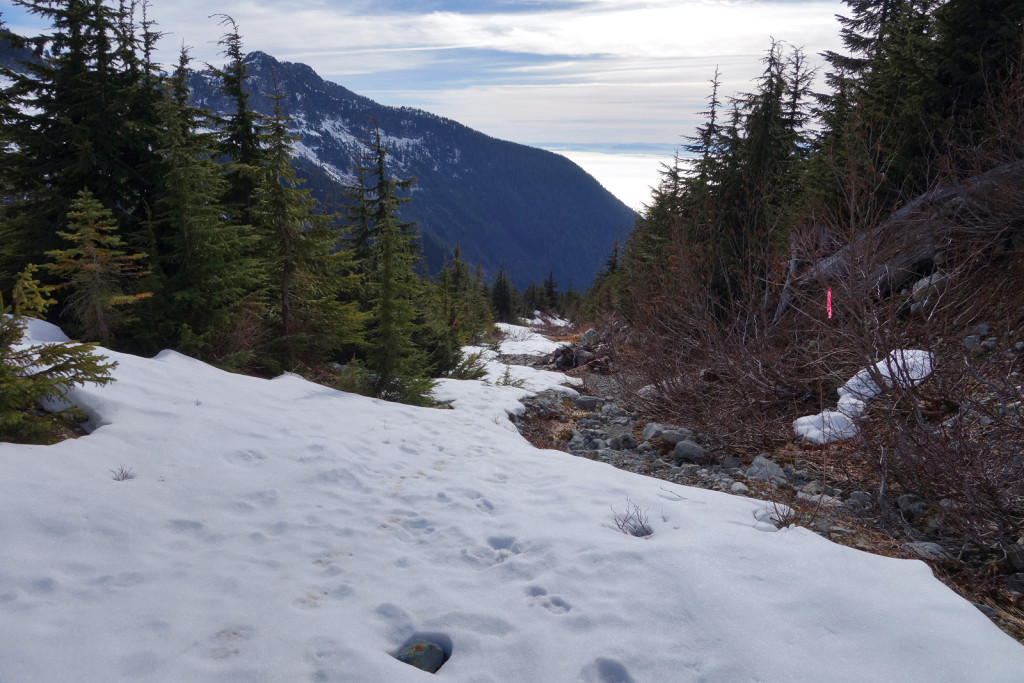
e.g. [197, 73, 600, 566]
[2, 322, 1023, 681]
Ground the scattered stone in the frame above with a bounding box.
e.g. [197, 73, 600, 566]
[848, 491, 874, 506]
[608, 433, 637, 451]
[395, 638, 449, 673]
[574, 396, 604, 410]
[730, 482, 749, 494]
[973, 603, 998, 619]
[659, 428, 695, 445]
[911, 272, 949, 303]
[897, 494, 927, 523]
[579, 328, 602, 348]
[641, 423, 671, 441]
[796, 491, 842, 508]
[746, 455, 784, 481]
[1005, 573, 1024, 597]
[963, 335, 981, 351]
[903, 541, 952, 561]
[1006, 544, 1024, 573]
[671, 440, 708, 464]
[720, 455, 741, 470]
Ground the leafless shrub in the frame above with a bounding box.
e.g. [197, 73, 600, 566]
[612, 497, 653, 537]
[110, 465, 134, 481]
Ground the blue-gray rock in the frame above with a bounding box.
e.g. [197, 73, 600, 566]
[746, 455, 784, 481]
[641, 422, 673, 441]
[1006, 544, 1024, 572]
[395, 639, 448, 673]
[963, 335, 981, 351]
[897, 494, 927, 522]
[848, 491, 874, 505]
[730, 482, 750, 494]
[1006, 573, 1024, 597]
[973, 603, 998, 618]
[671, 440, 708, 463]
[911, 273, 949, 303]
[608, 433, 638, 451]
[659, 428, 695, 445]
[579, 328, 602, 348]
[721, 455, 741, 470]
[574, 396, 605, 410]
[903, 541, 952, 561]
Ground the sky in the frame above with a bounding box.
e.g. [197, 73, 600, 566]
[3, 0, 847, 209]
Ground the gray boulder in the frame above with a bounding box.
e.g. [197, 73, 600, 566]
[903, 541, 952, 561]
[579, 328, 602, 348]
[746, 454, 784, 481]
[395, 638, 449, 673]
[574, 396, 604, 410]
[671, 440, 708, 464]
[911, 272, 949, 303]
[608, 433, 638, 451]
[659, 428, 695, 445]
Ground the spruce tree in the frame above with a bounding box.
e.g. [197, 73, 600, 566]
[253, 73, 364, 368]
[358, 126, 433, 403]
[0, 0, 163, 289]
[210, 15, 269, 230]
[144, 45, 262, 357]
[1, 275, 116, 444]
[45, 190, 150, 345]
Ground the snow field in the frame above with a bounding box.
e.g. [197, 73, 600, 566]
[0, 323, 1022, 681]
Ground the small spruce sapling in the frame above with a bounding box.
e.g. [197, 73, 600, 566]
[1, 268, 116, 444]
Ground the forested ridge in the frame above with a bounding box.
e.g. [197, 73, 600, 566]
[0, 2, 509, 424]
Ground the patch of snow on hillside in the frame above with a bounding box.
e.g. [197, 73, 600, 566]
[1, 328, 1021, 681]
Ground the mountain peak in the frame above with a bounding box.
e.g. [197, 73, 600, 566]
[189, 51, 635, 287]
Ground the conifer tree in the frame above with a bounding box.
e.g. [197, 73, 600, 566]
[543, 270, 559, 311]
[0, 0, 164, 288]
[490, 267, 518, 323]
[210, 15, 268, 230]
[1, 273, 115, 444]
[354, 125, 433, 402]
[253, 73, 364, 367]
[45, 190, 150, 345]
[144, 45, 261, 356]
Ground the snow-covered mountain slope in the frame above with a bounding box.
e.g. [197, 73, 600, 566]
[2, 323, 1023, 681]
[188, 52, 636, 288]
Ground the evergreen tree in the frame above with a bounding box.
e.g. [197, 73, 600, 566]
[144, 45, 262, 356]
[0, 0, 164, 290]
[45, 190, 150, 345]
[210, 15, 268, 230]
[253, 72, 364, 367]
[357, 125, 433, 403]
[543, 269, 559, 311]
[490, 267, 518, 323]
[1, 285, 115, 444]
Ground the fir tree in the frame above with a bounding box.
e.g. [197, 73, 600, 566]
[0, 0, 164, 289]
[357, 125, 433, 403]
[253, 72, 364, 367]
[144, 45, 262, 356]
[45, 190, 150, 345]
[1, 279, 115, 445]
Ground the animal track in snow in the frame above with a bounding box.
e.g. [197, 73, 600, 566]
[526, 586, 572, 614]
[461, 536, 524, 569]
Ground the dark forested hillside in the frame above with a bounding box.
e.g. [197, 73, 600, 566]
[186, 51, 636, 288]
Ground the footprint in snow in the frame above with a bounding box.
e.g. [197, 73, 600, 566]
[526, 586, 572, 614]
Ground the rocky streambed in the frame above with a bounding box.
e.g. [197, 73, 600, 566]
[497, 339, 1024, 638]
